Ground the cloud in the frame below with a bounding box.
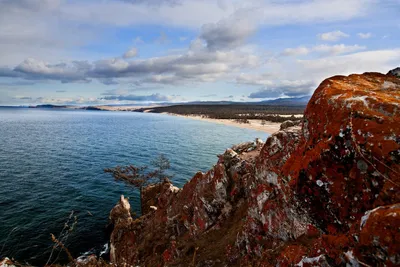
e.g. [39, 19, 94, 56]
[282, 44, 366, 57]
[123, 47, 138, 58]
[248, 80, 315, 98]
[200, 94, 217, 97]
[281, 47, 310, 56]
[0, 67, 24, 78]
[101, 89, 131, 96]
[87, 48, 259, 84]
[296, 49, 400, 83]
[358, 32, 372, 39]
[318, 30, 349, 41]
[13, 58, 91, 83]
[34, 96, 102, 105]
[0, 80, 35, 86]
[236, 73, 274, 86]
[119, 0, 182, 6]
[102, 93, 172, 102]
[200, 18, 256, 50]
[98, 78, 119, 85]
[0, 38, 260, 86]
[59, 0, 376, 30]
[179, 36, 188, 42]
[312, 44, 366, 55]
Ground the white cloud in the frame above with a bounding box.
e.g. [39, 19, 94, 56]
[318, 30, 349, 41]
[59, 0, 375, 29]
[236, 73, 274, 86]
[200, 19, 256, 50]
[312, 44, 366, 55]
[1, 46, 260, 86]
[101, 93, 173, 102]
[13, 58, 91, 83]
[358, 32, 372, 39]
[247, 80, 315, 98]
[123, 48, 138, 59]
[281, 47, 310, 56]
[297, 49, 400, 82]
[282, 44, 366, 57]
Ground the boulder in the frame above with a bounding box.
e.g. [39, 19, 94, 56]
[387, 67, 400, 78]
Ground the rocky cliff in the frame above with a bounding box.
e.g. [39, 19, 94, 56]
[104, 71, 400, 266]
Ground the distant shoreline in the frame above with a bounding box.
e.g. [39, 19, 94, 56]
[160, 113, 282, 134]
[17, 105, 300, 134]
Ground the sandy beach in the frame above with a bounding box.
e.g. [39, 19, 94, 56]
[162, 113, 283, 134]
[90, 105, 299, 134]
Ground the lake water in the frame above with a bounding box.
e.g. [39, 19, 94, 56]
[0, 108, 269, 265]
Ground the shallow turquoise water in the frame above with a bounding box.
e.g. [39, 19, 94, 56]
[0, 108, 268, 265]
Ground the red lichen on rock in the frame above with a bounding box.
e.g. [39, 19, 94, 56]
[104, 71, 400, 266]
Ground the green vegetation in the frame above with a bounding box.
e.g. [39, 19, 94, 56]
[137, 104, 304, 123]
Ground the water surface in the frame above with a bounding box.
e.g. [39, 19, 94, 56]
[0, 108, 268, 265]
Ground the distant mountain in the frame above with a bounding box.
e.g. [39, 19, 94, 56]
[17, 96, 311, 110]
[29, 104, 69, 109]
[260, 96, 311, 106]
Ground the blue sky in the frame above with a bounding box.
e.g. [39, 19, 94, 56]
[0, 0, 399, 105]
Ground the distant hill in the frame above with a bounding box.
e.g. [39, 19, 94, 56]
[260, 96, 311, 106]
[17, 96, 311, 110]
[29, 104, 69, 109]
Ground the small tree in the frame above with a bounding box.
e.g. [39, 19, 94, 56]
[151, 154, 172, 183]
[104, 154, 172, 213]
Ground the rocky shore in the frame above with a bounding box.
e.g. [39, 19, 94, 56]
[2, 69, 400, 266]
[102, 70, 400, 266]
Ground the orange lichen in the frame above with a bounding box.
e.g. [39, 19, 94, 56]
[105, 72, 400, 267]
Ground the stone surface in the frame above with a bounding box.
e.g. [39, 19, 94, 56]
[0, 258, 16, 267]
[280, 119, 301, 130]
[388, 67, 400, 78]
[105, 71, 400, 266]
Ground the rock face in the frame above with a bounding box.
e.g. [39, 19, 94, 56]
[388, 67, 400, 78]
[108, 72, 400, 266]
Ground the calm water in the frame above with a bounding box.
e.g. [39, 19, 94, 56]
[0, 108, 268, 265]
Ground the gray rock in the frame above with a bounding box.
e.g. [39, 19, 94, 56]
[387, 67, 400, 78]
[280, 120, 301, 131]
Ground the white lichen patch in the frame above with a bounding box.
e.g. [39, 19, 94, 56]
[331, 94, 344, 100]
[296, 255, 325, 267]
[382, 81, 398, 90]
[360, 206, 383, 230]
[344, 250, 360, 267]
[266, 172, 278, 185]
[345, 95, 373, 108]
[256, 191, 270, 211]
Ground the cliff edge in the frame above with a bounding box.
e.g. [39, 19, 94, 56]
[105, 71, 400, 266]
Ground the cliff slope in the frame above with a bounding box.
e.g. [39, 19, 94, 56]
[106, 71, 400, 266]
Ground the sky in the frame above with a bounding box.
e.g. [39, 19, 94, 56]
[0, 0, 399, 106]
